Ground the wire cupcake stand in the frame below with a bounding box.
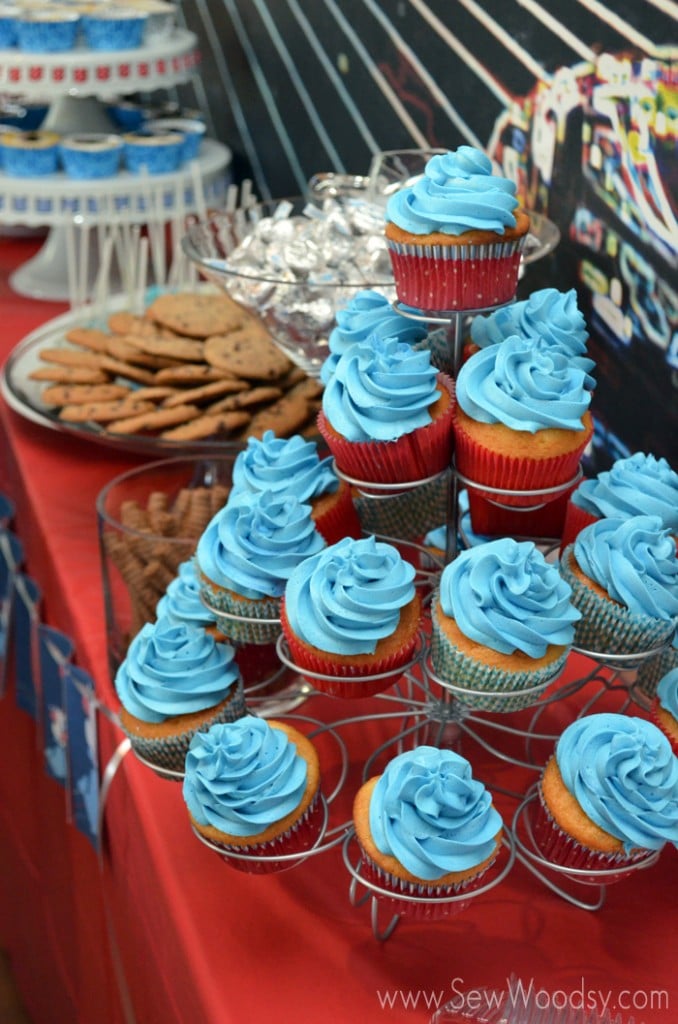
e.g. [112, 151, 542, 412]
[111, 292, 673, 941]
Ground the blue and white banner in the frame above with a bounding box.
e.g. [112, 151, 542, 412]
[39, 625, 74, 785]
[0, 530, 25, 700]
[64, 663, 100, 850]
[13, 573, 42, 719]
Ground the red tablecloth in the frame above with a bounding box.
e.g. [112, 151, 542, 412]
[1, 236, 677, 1024]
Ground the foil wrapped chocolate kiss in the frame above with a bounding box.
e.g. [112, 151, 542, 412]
[187, 196, 395, 376]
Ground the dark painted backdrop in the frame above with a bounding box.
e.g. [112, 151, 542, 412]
[172, 0, 677, 468]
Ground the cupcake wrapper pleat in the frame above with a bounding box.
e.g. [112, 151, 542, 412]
[560, 545, 676, 656]
[533, 780, 649, 874]
[464, 488, 572, 540]
[559, 502, 598, 554]
[356, 843, 495, 921]
[199, 578, 281, 645]
[635, 645, 678, 698]
[430, 597, 567, 712]
[454, 417, 591, 511]
[208, 790, 325, 875]
[313, 482, 363, 544]
[353, 473, 450, 542]
[386, 238, 525, 312]
[125, 681, 247, 773]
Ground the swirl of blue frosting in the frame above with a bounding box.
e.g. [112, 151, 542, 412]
[368, 747, 502, 880]
[196, 489, 326, 599]
[182, 718, 308, 837]
[439, 538, 580, 658]
[469, 288, 596, 388]
[322, 334, 441, 442]
[555, 713, 678, 852]
[320, 289, 428, 384]
[573, 515, 678, 621]
[230, 431, 338, 502]
[572, 453, 678, 530]
[455, 334, 591, 432]
[284, 535, 417, 655]
[156, 559, 218, 629]
[385, 146, 518, 236]
[114, 616, 240, 724]
[658, 667, 678, 719]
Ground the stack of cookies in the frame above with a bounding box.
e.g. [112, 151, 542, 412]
[30, 290, 323, 444]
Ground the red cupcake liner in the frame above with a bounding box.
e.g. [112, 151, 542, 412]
[532, 780, 649, 879]
[279, 600, 417, 698]
[317, 374, 455, 485]
[386, 240, 524, 312]
[650, 699, 678, 756]
[357, 845, 495, 921]
[454, 413, 591, 512]
[312, 479, 362, 544]
[559, 501, 598, 554]
[465, 487, 574, 540]
[205, 790, 326, 875]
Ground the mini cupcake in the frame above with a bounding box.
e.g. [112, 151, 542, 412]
[453, 333, 593, 537]
[560, 515, 678, 655]
[280, 535, 422, 697]
[195, 488, 326, 644]
[2, 129, 60, 177]
[15, 7, 80, 52]
[652, 667, 678, 754]
[466, 287, 596, 389]
[229, 430, 361, 544]
[318, 334, 455, 485]
[320, 288, 428, 384]
[59, 132, 123, 179]
[353, 747, 503, 905]
[431, 538, 579, 710]
[561, 452, 678, 552]
[122, 127, 184, 174]
[384, 146, 530, 312]
[114, 615, 246, 773]
[183, 716, 323, 872]
[80, 6, 147, 49]
[535, 713, 678, 872]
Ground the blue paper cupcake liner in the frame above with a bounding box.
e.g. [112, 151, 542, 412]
[353, 473, 449, 543]
[124, 681, 247, 773]
[430, 594, 568, 711]
[560, 545, 677, 656]
[635, 644, 678, 698]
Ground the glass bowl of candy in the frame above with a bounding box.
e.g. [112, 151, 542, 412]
[181, 195, 396, 378]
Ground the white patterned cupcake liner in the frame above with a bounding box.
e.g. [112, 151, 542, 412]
[125, 680, 247, 773]
[353, 473, 449, 542]
[430, 596, 567, 712]
[560, 545, 677, 656]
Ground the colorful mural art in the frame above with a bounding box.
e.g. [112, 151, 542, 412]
[175, 0, 676, 466]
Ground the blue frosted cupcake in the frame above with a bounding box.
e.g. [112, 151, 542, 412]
[431, 538, 580, 710]
[353, 747, 503, 902]
[115, 615, 246, 772]
[196, 488, 326, 644]
[183, 716, 323, 872]
[384, 146, 530, 311]
[320, 288, 428, 384]
[156, 558, 221, 631]
[230, 430, 360, 544]
[467, 287, 596, 388]
[561, 514, 678, 655]
[536, 713, 678, 871]
[562, 452, 678, 551]
[280, 535, 422, 697]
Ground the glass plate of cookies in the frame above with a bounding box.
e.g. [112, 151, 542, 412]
[1, 286, 324, 455]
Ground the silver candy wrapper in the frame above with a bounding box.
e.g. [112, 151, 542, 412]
[219, 197, 395, 374]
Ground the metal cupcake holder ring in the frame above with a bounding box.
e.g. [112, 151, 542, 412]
[511, 785, 660, 912]
[453, 462, 585, 513]
[342, 829, 516, 942]
[130, 747, 186, 783]
[275, 629, 428, 690]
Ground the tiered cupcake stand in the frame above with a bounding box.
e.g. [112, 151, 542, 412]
[99, 257, 672, 942]
[0, 30, 232, 300]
